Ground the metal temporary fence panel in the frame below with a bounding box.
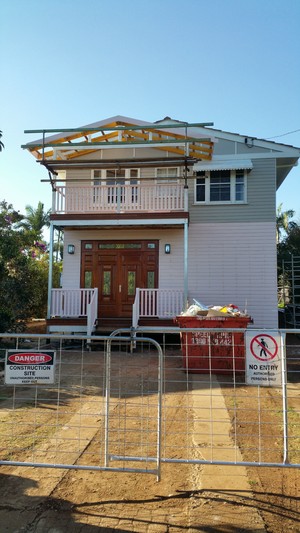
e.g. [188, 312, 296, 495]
[0, 335, 107, 471]
[110, 326, 300, 470]
[0, 329, 299, 479]
[0, 333, 163, 478]
[104, 336, 163, 476]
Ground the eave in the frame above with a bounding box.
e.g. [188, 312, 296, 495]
[22, 119, 215, 163]
[50, 211, 189, 230]
[39, 156, 198, 173]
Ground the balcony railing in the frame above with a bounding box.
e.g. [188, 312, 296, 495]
[132, 288, 184, 328]
[50, 288, 98, 335]
[51, 288, 183, 331]
[52, 183, 185, 214]
[51, 289, 97, 318]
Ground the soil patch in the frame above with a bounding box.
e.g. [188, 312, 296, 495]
[0, 333, 299, 531]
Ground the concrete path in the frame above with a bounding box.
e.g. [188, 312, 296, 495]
[188, 374, 266, 531]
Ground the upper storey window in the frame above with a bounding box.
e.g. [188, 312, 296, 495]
[195, 169, 246, 204]
[156, 167, 179, 183]
[92, 169, 139, 204]
[93, 168, 139, 185]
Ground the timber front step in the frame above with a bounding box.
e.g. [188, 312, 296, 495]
[94, 317, 176, 333]
[47, 318, 87, 326]
[94, 318, 132, 334]
[46, 318, 88, 333]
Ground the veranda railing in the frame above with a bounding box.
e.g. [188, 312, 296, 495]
[53, 183, 185, 214]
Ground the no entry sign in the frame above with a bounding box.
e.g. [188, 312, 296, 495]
[5, 350, 56, 385]
[245, 331, 282, 386]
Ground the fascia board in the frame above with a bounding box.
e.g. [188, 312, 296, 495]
[207, 152, 300, 160]
[192, 126, 300, 154]
[52, 219, 187, 228]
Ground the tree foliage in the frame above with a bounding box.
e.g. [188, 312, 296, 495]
[17, 201, 50, 240]
[276, 203, 297, 244]
[277, 205, 300, 260]
[277, 206, 300, 309]
[0, 200, 59, 332]
[0, 130, 4, 152]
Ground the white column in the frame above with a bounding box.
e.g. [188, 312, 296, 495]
[184, 218, 189, 309]
[47, 222, 55, 319]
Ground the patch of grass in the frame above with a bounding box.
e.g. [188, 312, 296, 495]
[248, 479, 259, 487]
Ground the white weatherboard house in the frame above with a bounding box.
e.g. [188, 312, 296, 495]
[24, 116, 300, 335]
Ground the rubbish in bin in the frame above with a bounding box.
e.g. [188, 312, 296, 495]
[181, 304, 208, 316]
[181, 298, 248, 319]
[192, 298, 209, 310]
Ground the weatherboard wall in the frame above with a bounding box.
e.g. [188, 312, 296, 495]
[188, 158, 277, 223]
[61, 220, 277, 328]
[62, 227, 185, 290]
[187, 221, 278, 328]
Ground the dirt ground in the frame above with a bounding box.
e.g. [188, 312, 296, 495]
[0, 322, 299, 532]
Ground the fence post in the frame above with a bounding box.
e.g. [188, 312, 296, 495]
[281, 331, 289, 464]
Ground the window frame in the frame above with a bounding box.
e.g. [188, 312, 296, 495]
[92, 168, 140, 204]
[155, 167, 180, 183]
[92, 168, 140, 185]
[194, 169, 247, 205]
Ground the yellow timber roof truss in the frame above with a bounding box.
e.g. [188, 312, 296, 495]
[23, 120, 214, 162]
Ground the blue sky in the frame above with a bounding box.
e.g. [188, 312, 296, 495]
[1, 0, 300, 220]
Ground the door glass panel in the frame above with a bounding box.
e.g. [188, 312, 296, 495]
[92, 171, 101, 203]
[147, 271, 155, 288]
[129, 169, 139, 203]
[99, 243, 118, 249]
[103, 271, 111, 295]
[98, 243, 142, 249]
[125, 243, 141, 249]
[128, 271, 136, 296]
[130, 169, 139, 179]
[84, 271, 92, 288]
[84, 243, 93, 250]
[147, 243, 156, 249]
[106, 169, 125, 203]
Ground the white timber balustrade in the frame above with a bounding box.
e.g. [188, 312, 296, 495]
[87, 288, 98, 336]
[132, 289, 184, 328]
[51, 289, 97, 318]
[53, 183, 185, 214]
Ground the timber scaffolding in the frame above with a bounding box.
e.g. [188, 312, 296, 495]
[22, 119, 216, 197]
[280, 255, 300, 328]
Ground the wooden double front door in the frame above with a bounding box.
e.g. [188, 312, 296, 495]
[81, 240, 158, 317]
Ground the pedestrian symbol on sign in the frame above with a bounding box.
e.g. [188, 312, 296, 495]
[259, 338, 268, 358]
[250, 334, 278, 362]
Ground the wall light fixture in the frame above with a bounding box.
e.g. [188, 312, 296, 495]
[67, 244, 75, 255]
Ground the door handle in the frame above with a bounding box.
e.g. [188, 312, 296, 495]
[119, 284, 122, 293]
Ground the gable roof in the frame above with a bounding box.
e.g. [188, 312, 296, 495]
[197, 125, 300, 188]
[23, 115, 216, 162]
[23, 115, 300, 188]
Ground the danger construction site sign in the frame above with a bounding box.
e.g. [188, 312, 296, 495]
[245, 331, 282, 386]
[5, 350, 56, 385]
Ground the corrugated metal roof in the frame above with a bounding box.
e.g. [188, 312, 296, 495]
[193, 159, 253, 172]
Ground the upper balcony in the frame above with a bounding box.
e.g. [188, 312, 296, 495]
[52, 182, 187, 215]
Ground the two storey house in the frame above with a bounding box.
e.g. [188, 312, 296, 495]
[23, 116, 300, 334]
